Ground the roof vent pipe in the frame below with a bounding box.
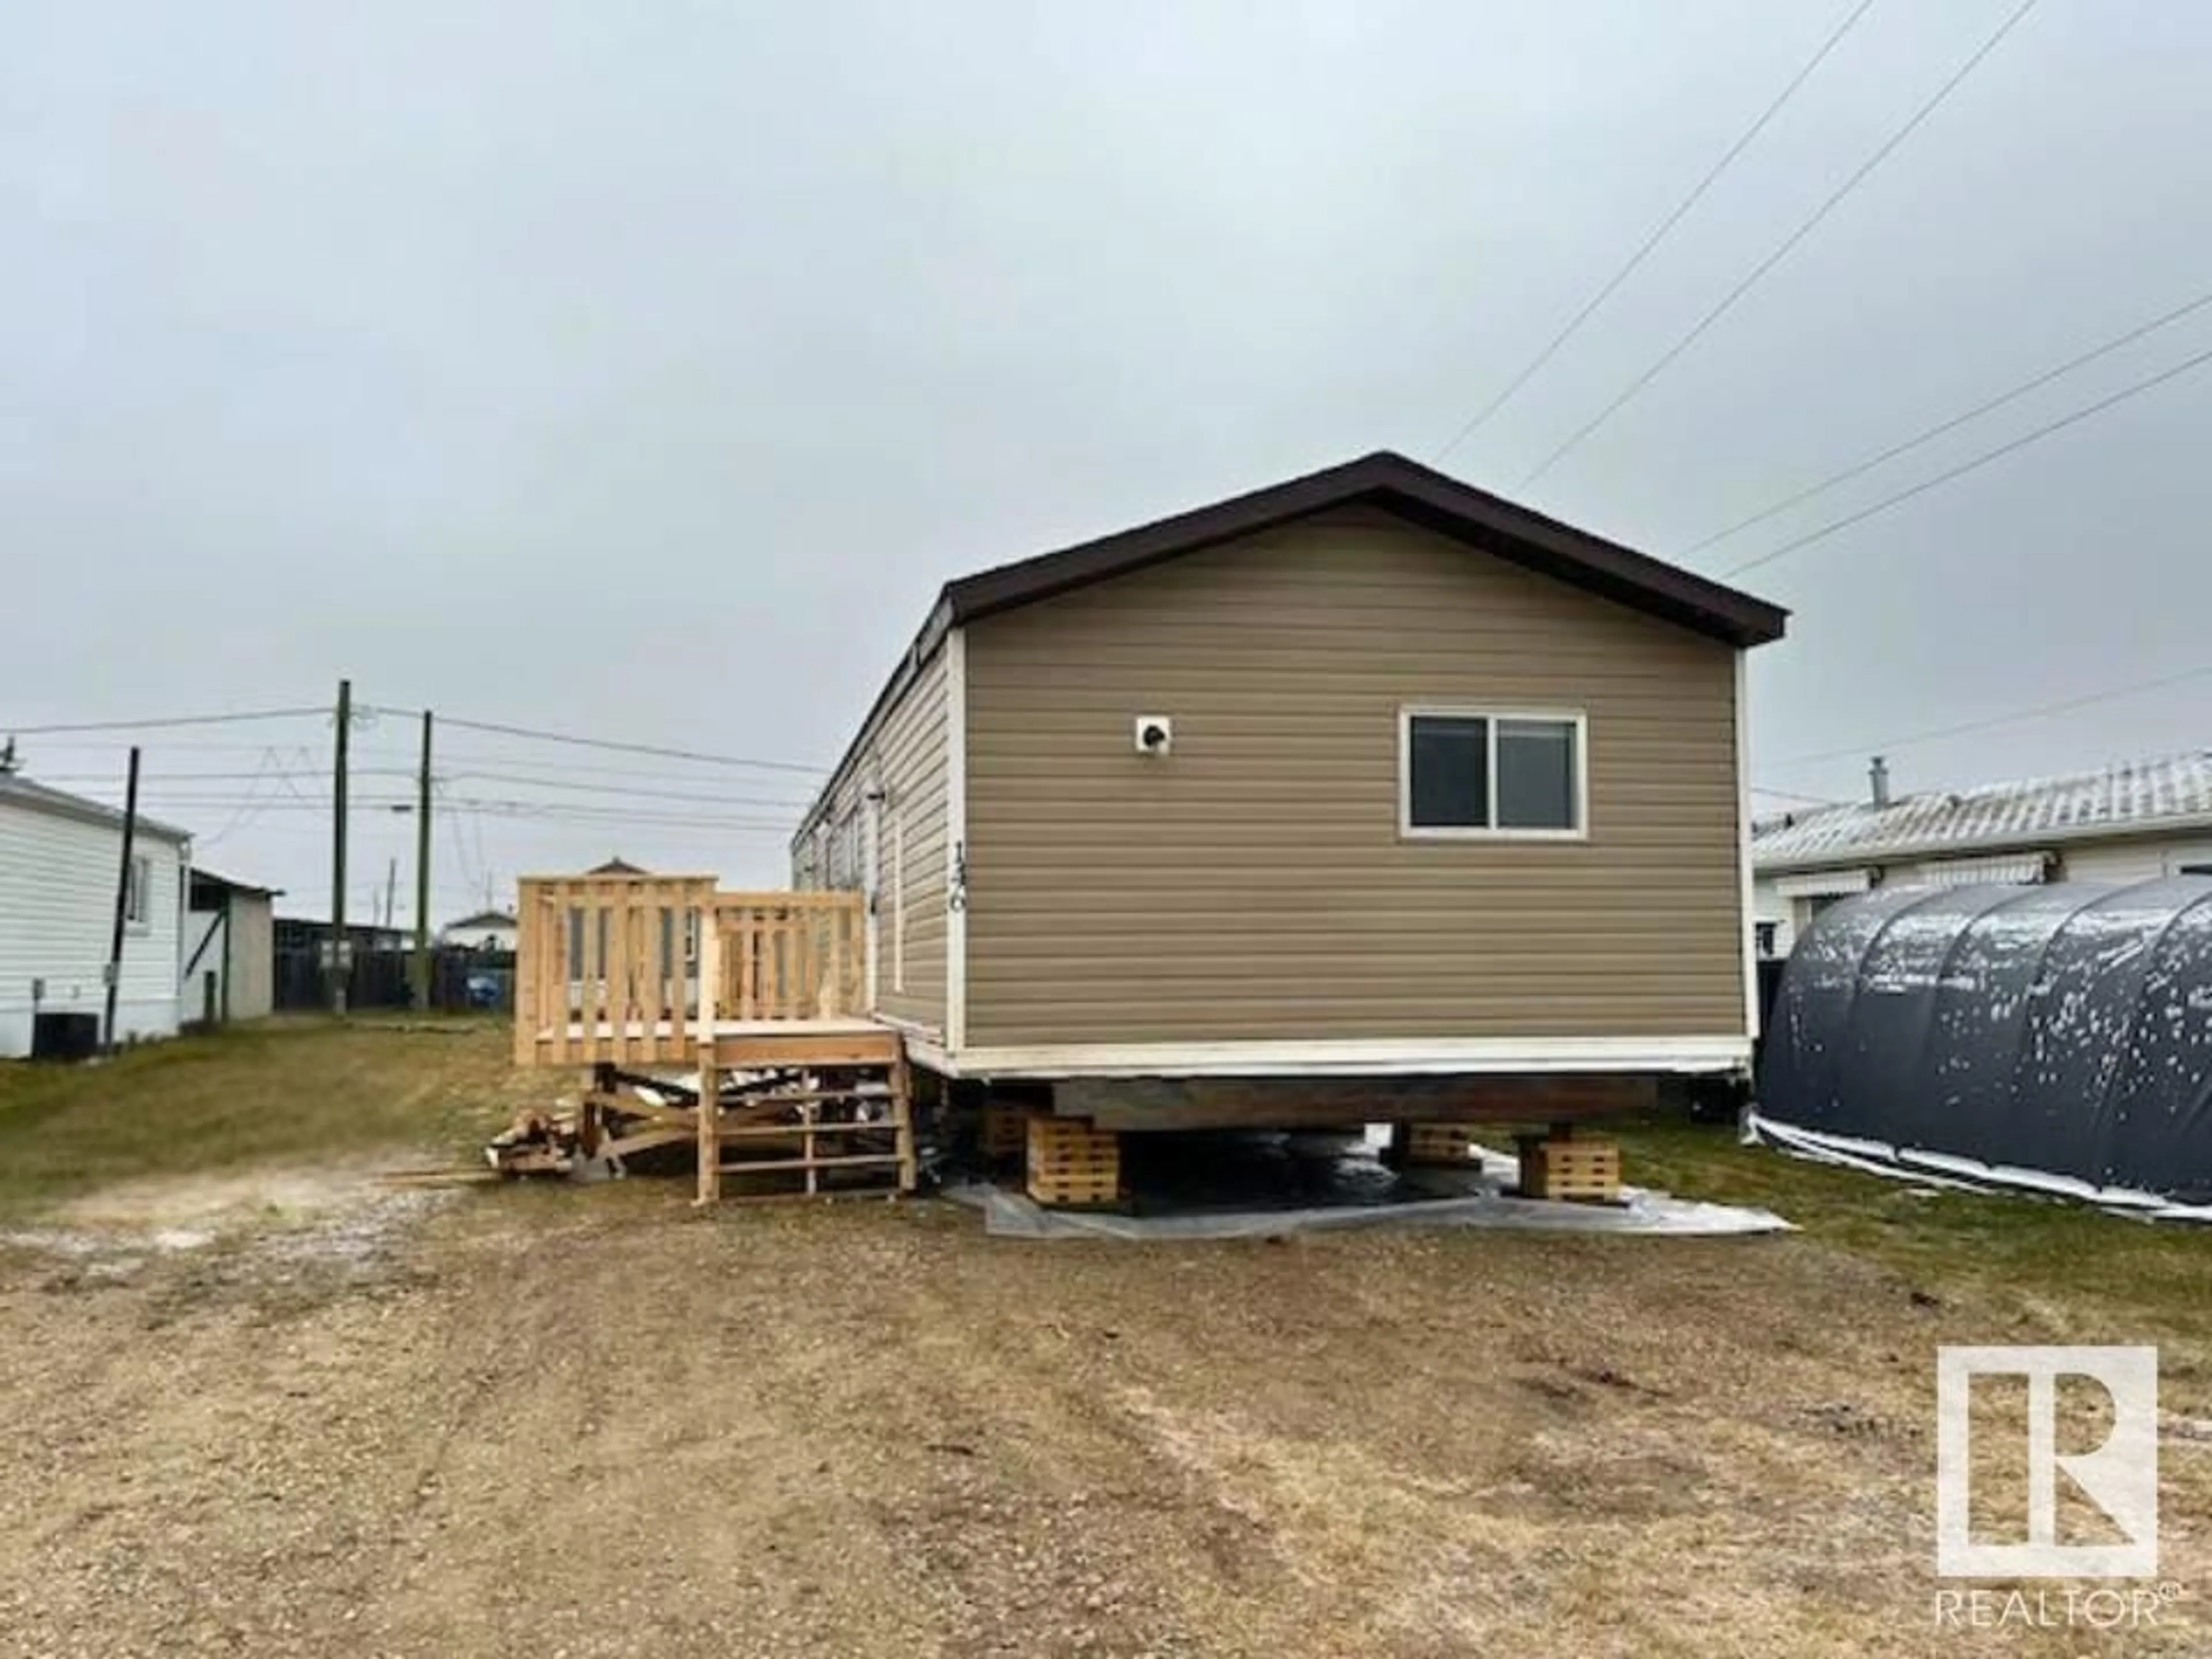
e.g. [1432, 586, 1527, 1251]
[1869, 755, 1891, 808]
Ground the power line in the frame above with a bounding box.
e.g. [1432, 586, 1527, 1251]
[435, 779, 480, 900]
[15, 736, 334, 755]
[420, 748, 815, 787]
[4, 704, 330, 736]
[1721, 339, 2212, 578]
[191, 752, 281, 850]
[445, 770, 816, 808]
[34, 764, 813, 808]
[272, 745, 329, 811]
[1518, 0, 2043, 490]
[368, 707, 827, 775]
[75, 795, 804, 833]
[1685, 284, 2212, 555]
[31, 767, 417, 784]
[1769, 656, 2212, 770]
[66, 791, 802, 825]
[1751, 782, 1846, 805]
[1433, 0, 1878, 464]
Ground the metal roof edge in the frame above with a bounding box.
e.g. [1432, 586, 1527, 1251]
[1755, 808, 2212, 874]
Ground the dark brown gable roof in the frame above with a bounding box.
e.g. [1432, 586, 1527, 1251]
[943, 450, 1787, 647]
[795, 452, 1786, 846]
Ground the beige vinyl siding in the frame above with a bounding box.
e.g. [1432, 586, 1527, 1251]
[962, 508, 1747, 1046]
[874, 645, 950, 1032]
[793, 645, 951, 1036]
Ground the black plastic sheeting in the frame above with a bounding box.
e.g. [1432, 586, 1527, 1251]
[1758, 878, 2212, 1206]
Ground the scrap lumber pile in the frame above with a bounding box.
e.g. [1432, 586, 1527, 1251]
[485, 1105, 581, 1178]
[486, 1057, 915, 1201]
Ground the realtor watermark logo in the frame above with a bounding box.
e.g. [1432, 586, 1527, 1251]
[1936, 1345, 2158, 1578]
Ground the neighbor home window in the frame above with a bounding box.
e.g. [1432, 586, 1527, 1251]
[1400, 709, 1585, 837]
[123, 854, 151, 926]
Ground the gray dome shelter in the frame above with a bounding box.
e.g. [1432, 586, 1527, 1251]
[1757, 878, 2212, 1207]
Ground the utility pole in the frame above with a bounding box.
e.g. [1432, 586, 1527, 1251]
[102, 747, 141, 1055]
[412, 710, 433, 1010]
[383, 856, 397, 931]
[331, 677, 351, 1015]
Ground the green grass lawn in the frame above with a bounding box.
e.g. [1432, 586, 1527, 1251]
[1614, 1115, 2211, 1343]
[1, 1022, 2203, 1338]
[0, 1017, 529, 1219]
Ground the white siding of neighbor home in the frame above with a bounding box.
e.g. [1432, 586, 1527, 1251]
[2058, 835, 2212, 884]
[441, 921, 518, 952]
[0, 797, 188, 1057]
[1757, 831, 2212, 957]
[1752, 877, 1794, 959]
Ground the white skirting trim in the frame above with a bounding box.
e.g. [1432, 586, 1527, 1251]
[921, 1034, 1751, 1080]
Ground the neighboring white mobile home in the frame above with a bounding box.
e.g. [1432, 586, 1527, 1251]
[0, 774, 192, 1057]
[1755, 751, 2212, 957]
[439, 908, 519, 953]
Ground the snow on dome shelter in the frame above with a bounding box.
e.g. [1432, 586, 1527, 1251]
[1752, 877, 2212, 1216]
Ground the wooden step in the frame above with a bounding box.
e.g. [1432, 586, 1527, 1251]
[710, 1118, 900, 1142]
[718, 1152, 905, 1174]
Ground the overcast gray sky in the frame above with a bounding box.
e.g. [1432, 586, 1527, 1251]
[5, 0, 2208, 911]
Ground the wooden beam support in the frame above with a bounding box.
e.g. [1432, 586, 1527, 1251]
[695, 1036, 720, 1206]
[1054, 1073, 1659, 1133]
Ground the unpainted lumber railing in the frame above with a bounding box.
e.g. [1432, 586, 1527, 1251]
[513, 874, 869, 1067]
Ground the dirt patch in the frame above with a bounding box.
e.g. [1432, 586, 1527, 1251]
[0, 1190, 2205, 1658]
[48, 1157, 397, 1231]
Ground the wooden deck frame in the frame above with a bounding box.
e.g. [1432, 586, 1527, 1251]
[514, 875, 872, 1069]
[694, 1028, 914, 1205]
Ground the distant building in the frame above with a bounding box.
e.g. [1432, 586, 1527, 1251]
[586, 857, 648, 876]
[440, 908, 518, 953]
[0, 772, 193, 1056]
[272, 915, 408, 955]
[182, 869, 280, 1024]
[1754, 751, 2212, 958]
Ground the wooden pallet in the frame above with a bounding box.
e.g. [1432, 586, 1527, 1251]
[1517, 1131, 1621, 1202]
[1389, 1123, 1474, 1166]
[1025, 1115, 1122, 1208]
[981, 1102, 1031, 1160]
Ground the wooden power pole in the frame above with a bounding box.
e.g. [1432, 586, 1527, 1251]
[102, 746, 142, 1054]
[411, 710, 433, 1010]
[330, 677, 351, 1015]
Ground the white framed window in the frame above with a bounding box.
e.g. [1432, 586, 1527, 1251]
[1399, 707, 1587, 840]
[123, 854, 152, 927]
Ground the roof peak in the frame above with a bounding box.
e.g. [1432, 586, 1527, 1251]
[940, 449, 1789, 649]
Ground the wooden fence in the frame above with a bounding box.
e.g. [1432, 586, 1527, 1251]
[513, 874, 869, 1067]
[712, 891, 867, 1023]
